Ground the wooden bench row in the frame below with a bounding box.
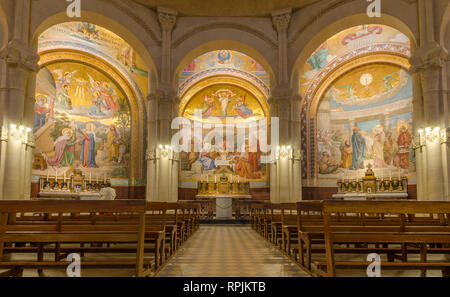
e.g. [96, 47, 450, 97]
[249, 200, 450, 277]
[0, 200, 201, 277]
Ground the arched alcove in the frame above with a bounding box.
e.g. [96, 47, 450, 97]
[32, 21, 151, 191]
[296, 24, 415, 188]
[177, 50, 272, 189]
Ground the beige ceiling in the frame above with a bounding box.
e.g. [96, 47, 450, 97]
[132, 0, 321, 17]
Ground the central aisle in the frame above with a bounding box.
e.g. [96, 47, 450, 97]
[156, 225, 310, 277]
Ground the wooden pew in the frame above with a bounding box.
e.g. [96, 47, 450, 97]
[0, 200, 149, 277]
[316, 200, 450, 277]
[280, 203, 298, 257]
[268, 204, 283, 247]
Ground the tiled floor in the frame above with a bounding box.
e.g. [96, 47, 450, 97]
[156, 225, 310, 277]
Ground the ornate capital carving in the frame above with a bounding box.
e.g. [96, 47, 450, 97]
[157, 7, 177, 32]
[157, 83, 178, 102]
[440, 127, 450, 144]
[0, 127, 8, 142]
[291, 149, 303, 162]
[146, 148, 158, 161]
[0, 39, 39, 72]
[409, 41, 448, 73]
[272, 8, 291, 33]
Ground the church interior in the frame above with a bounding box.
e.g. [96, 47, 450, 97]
[0, 0, 450, 279]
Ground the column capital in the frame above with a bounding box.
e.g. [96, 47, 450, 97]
[157, 83, 178, 103]
[157, 6, 178, 32]
[271, 8, 292, 34]
[409, 41, 448, 73]
[0, 39, 39, 72]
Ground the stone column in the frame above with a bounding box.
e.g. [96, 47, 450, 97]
[146, 7, 179, 202]
[269, 8, 301, 203]
[269, 87, 302, 203]
[0, 40, 39, 200]
[409, 0, 449, 201]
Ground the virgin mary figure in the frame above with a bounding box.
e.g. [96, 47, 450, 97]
[81, 123, 98, 168]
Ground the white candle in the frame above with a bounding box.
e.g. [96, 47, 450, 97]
[46, 171, 49, 181]
[215, 175, 217, 183]
[96, 174, 99, 183]
[64, 171, 66, 182]
[89, 172, 92, 183]
[389, 170, 392, 180]
[104, 173, 107, 183]
[206, 175, 209, 183]
[55, 170, 58, 181]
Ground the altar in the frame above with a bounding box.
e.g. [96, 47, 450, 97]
[332, 164, 409, 200]
[195, 174, 252, 220]
[37, 169, 110, 200]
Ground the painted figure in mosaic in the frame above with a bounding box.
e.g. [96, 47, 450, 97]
[216, 90, 232, 116]
[350, 127, 367, 170]
[234, 96, 254, 118]
[340, 140, 352, 169]
[319, 152, 339, 174]
[81, 123, 98, 168]
[372, 124, 386, 168]
[308, 43, 329, 70]
[393, 124, 412, 169]
[383, 131, 395, 166]
[89, 91, 106, 116]
[199, 95, 215, 118]
[101, 83, 120, 111]
[34, 95, 54, 132]
[106, 125, 121, 163]
[57, 84, 72, 110]
[47, 128, 77, 167]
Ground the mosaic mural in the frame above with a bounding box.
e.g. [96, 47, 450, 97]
[33, 61, 131, 179]
[180, 84, 268, 183]
[316, 63, 414, 184]
[38, 22, 149, 97]
[300, 24, 410, 98]
[179, 50, 270, 97]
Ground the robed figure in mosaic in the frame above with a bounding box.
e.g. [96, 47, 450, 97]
[349, 127, 367, 170]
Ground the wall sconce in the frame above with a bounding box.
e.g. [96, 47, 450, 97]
[414, 127, 443, 150]
[276, 145, 292, 160]
[7, 124, 32, 142]
[158, 144, 173, 159]
[425, 127, 440, 143]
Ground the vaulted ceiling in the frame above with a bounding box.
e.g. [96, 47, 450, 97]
[131, 0, 322, 16]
